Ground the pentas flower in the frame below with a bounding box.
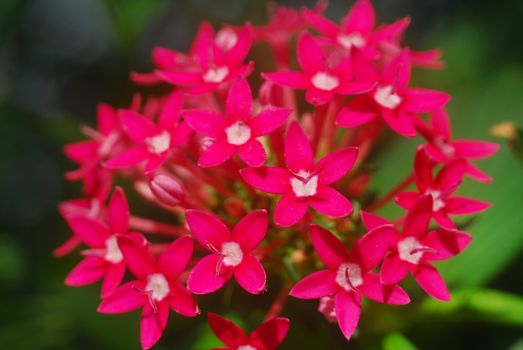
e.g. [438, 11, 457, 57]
[185, 209, 268, 295]
[395, 147, 491, 228]
[361, 195, 471, 301]
[184, 78, 290, 167]
[208, 312, 290, 350]
[65, 187, 140, 297]
[263, 32, 376, 106]
[105, 90, 191, 174]
[290, 225, 410, 340]
[414, 108, 499, 183]
[98, 235, 198, 350]
[336, 50, 450, 137]
[241, 122, 358, 227]
[156, 22, 254, 94]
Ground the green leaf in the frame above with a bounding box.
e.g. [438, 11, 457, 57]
[382, 332, 419, 350]
[507, 338, 523, 350]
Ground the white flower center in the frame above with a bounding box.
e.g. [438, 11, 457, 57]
[398, 236, 424, 264]
[374, 85, 402, 109]
[221, 241, 243, 267]
[426, 188, 445, 211]
[104, 235, 123, 264]
[237, 346, 257, 350]
[215, 28, 238, 51]
[203, 66, 229, 83]
[335, 263, 363, 292]
[146, 130, 171, 154]
[225, 121, 251, 145]
[434, 137, 456, 158]
[337, 33, 366, 49]
[290, 170, 318, 198]
[311, 72, 339, 91]
[145, 273, 170, 301]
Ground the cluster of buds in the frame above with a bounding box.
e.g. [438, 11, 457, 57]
[59, 1, 498, 349]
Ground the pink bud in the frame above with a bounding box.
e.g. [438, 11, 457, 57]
[149, 174, 185, 207]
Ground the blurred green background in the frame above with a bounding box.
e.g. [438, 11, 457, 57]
[1, 0, 523, 349]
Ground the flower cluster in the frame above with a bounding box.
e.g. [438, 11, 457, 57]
[59, 1, 498, 349]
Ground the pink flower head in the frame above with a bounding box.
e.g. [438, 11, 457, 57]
[241, 122, 358, 227]
[395, 147, 491, 228]
[290, 225, 409, 340]
[105, 90, 191, 174]
[185, 209, 268, 295]
[208, 312, 290, 350]
[98, 235, 198, 350]
[361, 194, 472, 301]
[263, 32, 376, 106]
[184, 78, 290, 167]
[156, 22, 254, 94]
[65, 187, 141, 297]
[337, 50, 451, 137]
[414, 108, 499, 183]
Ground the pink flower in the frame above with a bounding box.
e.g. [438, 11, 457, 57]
[185, 209, 268, 295]
[98, 235, 198, 350]
[290, 225, 409, 340]
[241, 122, 358, 227]
[414, 108, 499, 182]
[336, 50, 450, 137]
[208, 312, 290, 350]
[65, 187, 141, 297]
[263, 32, 376, 106]
[395, 147, 491, 228]
[361, 194, 472, 301]
[156, 22, 254, 94]
[105, 90, 191, 174]
[184, 78, 290, 167]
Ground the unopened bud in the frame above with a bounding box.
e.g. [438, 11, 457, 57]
[149, 175, 185, 207]
[490, 121, 518, 141]
[290, 249, 307, 265]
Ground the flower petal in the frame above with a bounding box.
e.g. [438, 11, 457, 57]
[310, 225, 349, 270]
[342, 0, 375, 35]
[350, 225, 395, 271]
[394, 191, 419, 210]
[273, 194, 308, 227]
[249, 107, 291, 137]
[452, 140, 499, 159]
[207, 312, 248, 348]
[104, 147, 150, 169]
[445, 197, 491, 215]
[67, 217, 109, 248]
[285, 122, 314, 173]
[97, 281, 146, 314]
[262, 71, 310, 89]
[158, 89, 184, 128]
[120, 110, 158, 141]
[316, 147, 358, 185]
[336, 95, 378, 128]
[413, 263, 450, 301]
[297, 32, 325, 73]
[234, 255, 267, 295]
[187, 254, 231, 295]
[302, 9, 339, 37]
[185, 210, 230, 249]
[232, 210, 268, 252]
[422, 229, 472, 261]
[403, 194, 432, 238]
[169, 282, 199, 317]
[289, 270, 337, 299]
[360, 273, 410, 305]
[403, 89, 451, 113]
[226, 78, 252, 119]
[360, 211, 391, 231]
[140, 301, 169, 350]
[381, 108, 416, 137]
[198, 139, 235, 168]
[238, 139, 266, 167]
[240, 166, 290, 194]
[65, 256, 105, 286]
[108, 186, 129, 234]
[335, 291, 361, 340]
[184, 110, 227, 138]
[380, 253, 410, 284]
[310, 187, 353, 218]
[101, 262, 126, 297]
[159, 236, 194, 280]
[305, 88, 334, 106]
[249, 317, 290, 350]
[117, 235, 157, 280]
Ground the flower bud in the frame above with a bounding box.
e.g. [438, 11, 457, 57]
[149, 174, 185, 207]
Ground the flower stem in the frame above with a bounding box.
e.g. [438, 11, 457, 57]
[366, 173, 414, 212]
[263, 282, 293, 322]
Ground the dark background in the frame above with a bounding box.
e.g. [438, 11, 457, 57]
[1, 0, 523, 349]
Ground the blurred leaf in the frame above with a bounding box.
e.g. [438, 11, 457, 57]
[508, 338, 523, 350]
[0, 234, 25, 286]
[382, 332, 419, 350]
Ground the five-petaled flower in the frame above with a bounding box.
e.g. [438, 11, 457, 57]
[98, 235, 198, 350]
[361, 194, 472, 301]
[290, 225, 410, 340]
[208, 312, 290, 350]
[184, 78, 290, 167]
[241, 122, 358, 227]
[186, 209, 268, 295]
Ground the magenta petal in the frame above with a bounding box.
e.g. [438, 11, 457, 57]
[151, 46, 179, 69]
[238, 139, 266, 167]
[120, 110, 158, 141]
[394, 191, 419, 210]
[190, 21, 214, 64]
[187, 254, 231, 295]
[223, 24, 253, 66]
[208, 312, 248, 348]
[101, 262, 126, 297]
[430, 108, 452, 139]
[64, 140, 98, 163]
[302, 9, 339, 37]
[310, 225, 349, 270]
[382, 108, 416, 137]
[435, 159, 465, 191]
[433, 211, 456, 229]
[289, 270, 337, 299]
[297, 32, 325, 73]
[104, 147, 149, 169]
[234, 255, 267, 295]
[185, 210, 230, 249]
[232, 210, 268, 252]
[144, 154, 168, 175]
[452, 140, 499, 159]
[184, 110, 227, 138]
[249, 107, 291, 137]
[351, 225, 394, 271]
[403, 89, 451, 113]
[157, 70, 203, 86]
[316, 147, 358, 185]
[226, 78, 253, 119]
[305, 88, 334, 106]
[445, 197, 491, 215]
[108, 187, 130, 234]
[262, 71, 310, 89]
[380, 254, 410, 284]
[53, 235, 82, 257]
[117, 236, 157, 280]
[67, 217, 109, 247]
[422, 229, 472, 261]
[342, 0, 375, 35]
[169, 282, 199, 317]
[413, 263, 450, 301]
[336, 103, 377, 128]
[403, 194, 433, 238]
[97, 281, 146, 314]
[360, 273, 410, 305]
[97, 103, 119, 135]
[335, 291, 362, 340]
[198, 139, 235, 167]
[240, 166, 290, 194]
[159, 236, 194, 280]
[140, 301, 169, 350]
[310, 187, 353, 218]
[360, 211, 391, 231]
[382, 50, 410, 92]
[273, 194, 308, 227]
[249, 317, 290, 350]
[158, 90, 183, 128]
[465, 162, 493, 183]
[285, 122, 314, 173]
[65, 256, 105, 286]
